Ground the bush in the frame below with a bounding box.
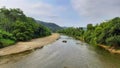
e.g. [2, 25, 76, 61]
[0, 30, 16, 48]
[106, 36, 120, 46]
[0, 30, 16, 40]
[0, 39, 15, 48]
[12, 21, 34, 41]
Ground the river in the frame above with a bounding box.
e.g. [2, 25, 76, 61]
[0, 35, 120, 68]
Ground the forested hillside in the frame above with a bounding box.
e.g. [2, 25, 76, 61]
[58, 17, 120, 48]
[0, 7, 51, 48]
[36, 20, 62, 32]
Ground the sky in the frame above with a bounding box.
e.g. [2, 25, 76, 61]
[0, 0, 120, 27]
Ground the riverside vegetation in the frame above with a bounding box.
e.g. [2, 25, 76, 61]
[0, 7, 120, 53]
[0, 7, 51, 48]
[58, 17, 120, 49]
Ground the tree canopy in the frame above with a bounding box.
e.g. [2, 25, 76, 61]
[0, 7, 51, 48]
[58, 17, 120, 48]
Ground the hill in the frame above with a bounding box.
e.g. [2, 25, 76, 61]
[36, 20, 62, 32]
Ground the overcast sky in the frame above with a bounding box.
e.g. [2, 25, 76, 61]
[0, 0, 120, 27]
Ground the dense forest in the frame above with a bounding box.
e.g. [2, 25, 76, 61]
[0, 7, 51, 48]
[58, 17, 120, 48]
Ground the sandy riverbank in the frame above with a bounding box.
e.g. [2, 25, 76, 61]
[98, 44, 120, 54]
[0, 33, 60, 56]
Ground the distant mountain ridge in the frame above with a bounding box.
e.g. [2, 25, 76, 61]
[36, 20, 62, 32]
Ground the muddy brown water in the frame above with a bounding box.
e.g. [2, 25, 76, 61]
[0, 35, 120, 68]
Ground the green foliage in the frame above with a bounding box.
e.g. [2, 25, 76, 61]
[0, 7, 51, 48]
[58, 17, 120, 48]
[0, 39, 15, 48]
[83, 30, 92, 43]
[12, 21, 34, 41]
[87, 24, 94, 30]
[0, 7, 26, 32]
[34, 24, 51, 38]
[0, 30, 15, 40]
[0, 30, 15, 48]
[83, 17, 120, 47]
[106, 36, 120, 46]
[58, 27, 84, 40]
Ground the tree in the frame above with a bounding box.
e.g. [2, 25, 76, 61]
[0, 7, 51, 48]
[106, 36, 120, 47]
[83, 17, 120, 47]
[87, 24, 94, 30]
[12, 21, 34, 41]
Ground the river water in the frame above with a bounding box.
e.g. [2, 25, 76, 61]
[0, 35, 120, 68]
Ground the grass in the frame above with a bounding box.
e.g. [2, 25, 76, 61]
[0, 39, 15, 48]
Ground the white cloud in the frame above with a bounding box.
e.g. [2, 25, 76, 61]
[71, 0, 120, 24]
[0, 0, 66, 20]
